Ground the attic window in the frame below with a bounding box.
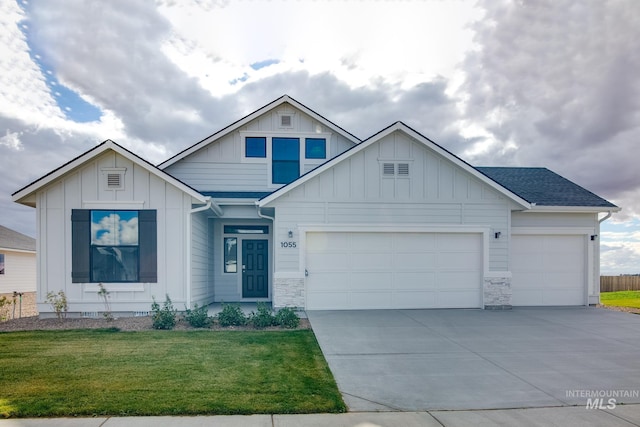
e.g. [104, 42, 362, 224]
[102, 168, 126, 191]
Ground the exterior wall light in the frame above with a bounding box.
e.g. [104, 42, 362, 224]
[494, 231, 501, 239]
[288, 230, 293, 238]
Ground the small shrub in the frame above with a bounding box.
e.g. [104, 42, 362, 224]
[46, 290, 68, 319]
[184, 303, 211, 328]
[250, 302, 275, 329]
[97, 283, 114, 322]
[0, 296, 8, 321]
[151, 294, 177, 330]
[217, 303, 247, 327]
[275, 307, 300, 329]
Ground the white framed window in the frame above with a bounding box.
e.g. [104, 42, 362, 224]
[240, 132, 331, 187]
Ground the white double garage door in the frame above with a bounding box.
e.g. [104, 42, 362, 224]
[305, 231, 586, 310]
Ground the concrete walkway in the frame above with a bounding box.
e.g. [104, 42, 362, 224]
[308, 307, 640, 412]
[1, 405, 640, 426]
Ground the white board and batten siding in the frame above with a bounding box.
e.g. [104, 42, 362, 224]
[266, 130, 513, 310]
[164, 106, 355, 192]
[36, 151, 197, 313]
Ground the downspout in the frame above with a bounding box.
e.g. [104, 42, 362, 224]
[599, 211, 613, 224]
[256, 202, 276, 304]
[592, 211, 613, 306]
[186, 197, 223, 309]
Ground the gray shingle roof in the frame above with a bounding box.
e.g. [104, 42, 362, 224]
[0, 225, 36, 251]
[476, 167, 618, 208]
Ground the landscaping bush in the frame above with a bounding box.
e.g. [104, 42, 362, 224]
[275, 307, 300, 329]
[217, 303, 247, 327]
[151, 295, 177, 330]
[45, 290, 68, 319]
[250, 302, 276, 329]
[183, 303, 211, 328]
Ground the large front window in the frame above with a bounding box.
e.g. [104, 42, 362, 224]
[71, 209, 157, 283]
[91, 211, 139, 282]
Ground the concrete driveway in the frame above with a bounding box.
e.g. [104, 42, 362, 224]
[307, 307, 640, 412]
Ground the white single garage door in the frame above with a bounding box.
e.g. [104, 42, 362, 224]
[511, 234, 586, 306]
[305, 232, 483, 310]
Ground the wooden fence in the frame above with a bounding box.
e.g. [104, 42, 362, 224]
[600, 276, 640, 292]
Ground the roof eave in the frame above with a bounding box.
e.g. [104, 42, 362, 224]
[526, 205, 621, 213]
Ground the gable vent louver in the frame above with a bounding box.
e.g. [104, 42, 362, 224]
[107, 173, 121, 188]
[280, 115, 292, 127]
[383, 163, 395, 176]
[398, 163, 410, 176]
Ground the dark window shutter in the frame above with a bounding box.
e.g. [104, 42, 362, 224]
[138, 210, 157, 283]
[71, 209, 91, 283]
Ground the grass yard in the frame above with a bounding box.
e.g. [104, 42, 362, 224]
[600, 290, 640, 309]
[0, 329, 346, 418]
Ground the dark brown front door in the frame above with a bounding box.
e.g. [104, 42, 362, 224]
[242, 240, 268, 298]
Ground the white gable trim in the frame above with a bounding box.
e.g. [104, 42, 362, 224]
[12, 140, 206, 206]
[258, 122, 531, 208]
[158, 95, 361, 169]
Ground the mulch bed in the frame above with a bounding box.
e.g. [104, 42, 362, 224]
[0, 315, 310, 332]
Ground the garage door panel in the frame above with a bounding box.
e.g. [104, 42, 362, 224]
[393, 291, 437, 308]
[308, 272, 347, 290]
[307, 233, 348, 250]
[512, 234, 585, 306]
[438, 252, 482, 270]
[438, 272, 483, 290]
[307, 253, 350, 271]
[350, 233, 392, 251]
[395, 233, 437, 251]
[350, 291, 392, 309]
[351, 253, 393, 270]
[439, 234, 481, 251]
[306, 231, 482, 309]
[395, 272, 437, 289]
[350, 272, 393, 290]
[394, 253, 437, 270]
[438, 290, 482, 308]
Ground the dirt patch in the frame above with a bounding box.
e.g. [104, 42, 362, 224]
[0, 292, 37, 320]
[597, 304, 640, 315]
[0, 314, 310, 333]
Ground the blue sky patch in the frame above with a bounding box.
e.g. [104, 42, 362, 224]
[19, 8, 102, 123]
[250, 59, 279, 70]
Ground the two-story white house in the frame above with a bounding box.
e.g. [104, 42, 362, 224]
[12, 95, 619, 317]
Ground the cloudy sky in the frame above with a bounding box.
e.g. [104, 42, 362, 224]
[1, 0, 638, 274]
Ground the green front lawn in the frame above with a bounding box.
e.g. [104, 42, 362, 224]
[600, 290, 640, 308]
[0, 329, 345, 418]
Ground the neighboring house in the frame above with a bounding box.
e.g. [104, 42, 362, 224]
[12, 95, 619, 316]
[0, 225, 36, 294]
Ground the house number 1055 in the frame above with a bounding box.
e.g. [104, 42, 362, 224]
[280, 241, 297, 248]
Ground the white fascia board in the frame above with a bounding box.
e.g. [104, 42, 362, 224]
[12, 140, 206, 205]
[525, 206, 621, 213]
[158, 95, 361, 169]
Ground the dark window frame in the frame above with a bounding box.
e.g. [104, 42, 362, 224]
[72, 209, 157, 283]
[245, 137, 267, 158]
